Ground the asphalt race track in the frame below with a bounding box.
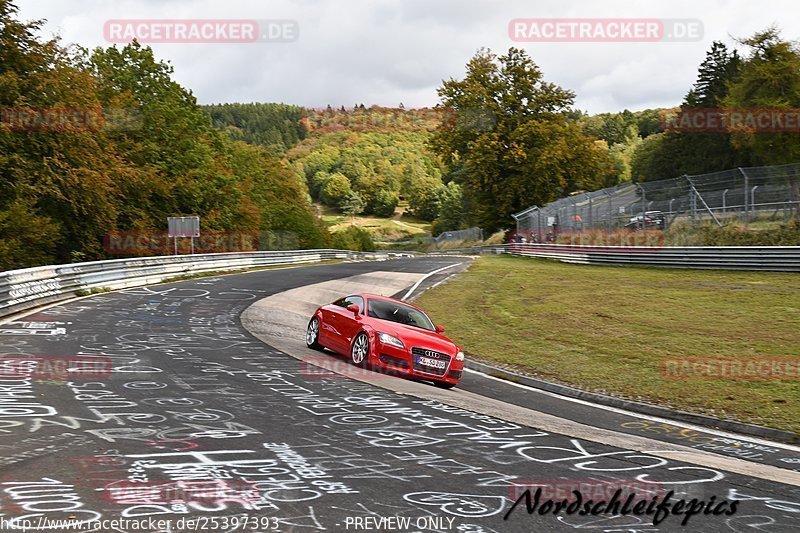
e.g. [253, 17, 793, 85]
[0, 257, 797, 533]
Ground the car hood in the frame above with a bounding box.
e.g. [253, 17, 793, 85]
[373, 320, 458, 354]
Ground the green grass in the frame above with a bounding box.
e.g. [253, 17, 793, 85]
[414, 255, 800, 433]
[322, 214, 431, 240]
[318, 202, 432, 241]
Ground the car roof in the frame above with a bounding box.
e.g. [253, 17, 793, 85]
[355, 293, 424, 311]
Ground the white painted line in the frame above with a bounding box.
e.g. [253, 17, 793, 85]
[0, 294, 94, 327]
[464, 368, 800, 454]
[402, 262, 463, 300]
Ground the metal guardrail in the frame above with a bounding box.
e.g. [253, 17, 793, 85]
[0, 249, 414, 320]
[2, 244, 794, 321]
[435, 244, 800, 272]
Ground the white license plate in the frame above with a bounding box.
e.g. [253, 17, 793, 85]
[418, 356, 446, 369]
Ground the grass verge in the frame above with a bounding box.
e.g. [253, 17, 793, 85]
[318, 202, 432, 241]
[414, 255, 800, 433]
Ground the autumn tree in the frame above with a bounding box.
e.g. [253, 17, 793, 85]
[431, 48, 613, 232]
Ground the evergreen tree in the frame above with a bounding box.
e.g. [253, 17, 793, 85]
[684, 41, 741, 108]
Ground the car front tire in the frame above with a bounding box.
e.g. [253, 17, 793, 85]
[351, 332, 370, 367]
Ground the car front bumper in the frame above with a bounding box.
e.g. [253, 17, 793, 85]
[372, 342, 464, 384]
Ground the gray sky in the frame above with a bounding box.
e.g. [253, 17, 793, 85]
[18, 0, 797, 114]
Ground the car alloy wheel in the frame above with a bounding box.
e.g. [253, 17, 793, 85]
[351, 332, 369, 367]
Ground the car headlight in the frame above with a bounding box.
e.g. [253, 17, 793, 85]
[377, 332, 405, 349]
[455, 351, 464, 361]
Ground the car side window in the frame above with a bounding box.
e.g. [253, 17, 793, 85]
[345, 296, 364, 313]
[336, 295, 364, 314]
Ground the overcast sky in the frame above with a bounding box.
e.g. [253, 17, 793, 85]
[17, 0, 799, 114]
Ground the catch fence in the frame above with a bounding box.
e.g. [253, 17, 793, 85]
[513, 163, 800, 240]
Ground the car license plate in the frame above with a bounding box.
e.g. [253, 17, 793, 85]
[418, 356, 446, 369]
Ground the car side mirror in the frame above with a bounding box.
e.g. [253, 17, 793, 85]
[435, 324, 445, 333]
[347, 304, 360, 316]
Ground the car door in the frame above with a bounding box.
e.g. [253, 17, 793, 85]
[336, 295, 364, 349]
[317, 302, 340, 348]
[324, 296, 363, 352]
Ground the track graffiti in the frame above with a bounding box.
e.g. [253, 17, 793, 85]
[0, 261, 793, 532]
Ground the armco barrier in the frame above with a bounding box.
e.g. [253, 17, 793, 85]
[3, 244, 795, 321]
[0, 250, 412, 320]
[436, 244, 800, 272]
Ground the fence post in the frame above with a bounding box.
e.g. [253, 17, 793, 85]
[722, 189, 728, 218]
[688, 175, 697, 226]
[640, 186, 647, 230]
[740, 167, 749, 227]
[537, 209, 542, 240]
[572, 199, 578, 232]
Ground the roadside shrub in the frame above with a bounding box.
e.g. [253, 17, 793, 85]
[699, 218, 800, 246]
[665, 218, 800, 246]
[331, 226, 376, 251]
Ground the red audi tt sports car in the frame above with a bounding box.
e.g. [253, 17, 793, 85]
[305, 293, 464, 388]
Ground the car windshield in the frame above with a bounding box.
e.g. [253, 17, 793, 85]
[367, 299, 435, 331]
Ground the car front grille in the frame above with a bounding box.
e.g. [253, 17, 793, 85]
[411, 347, 451, 376]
